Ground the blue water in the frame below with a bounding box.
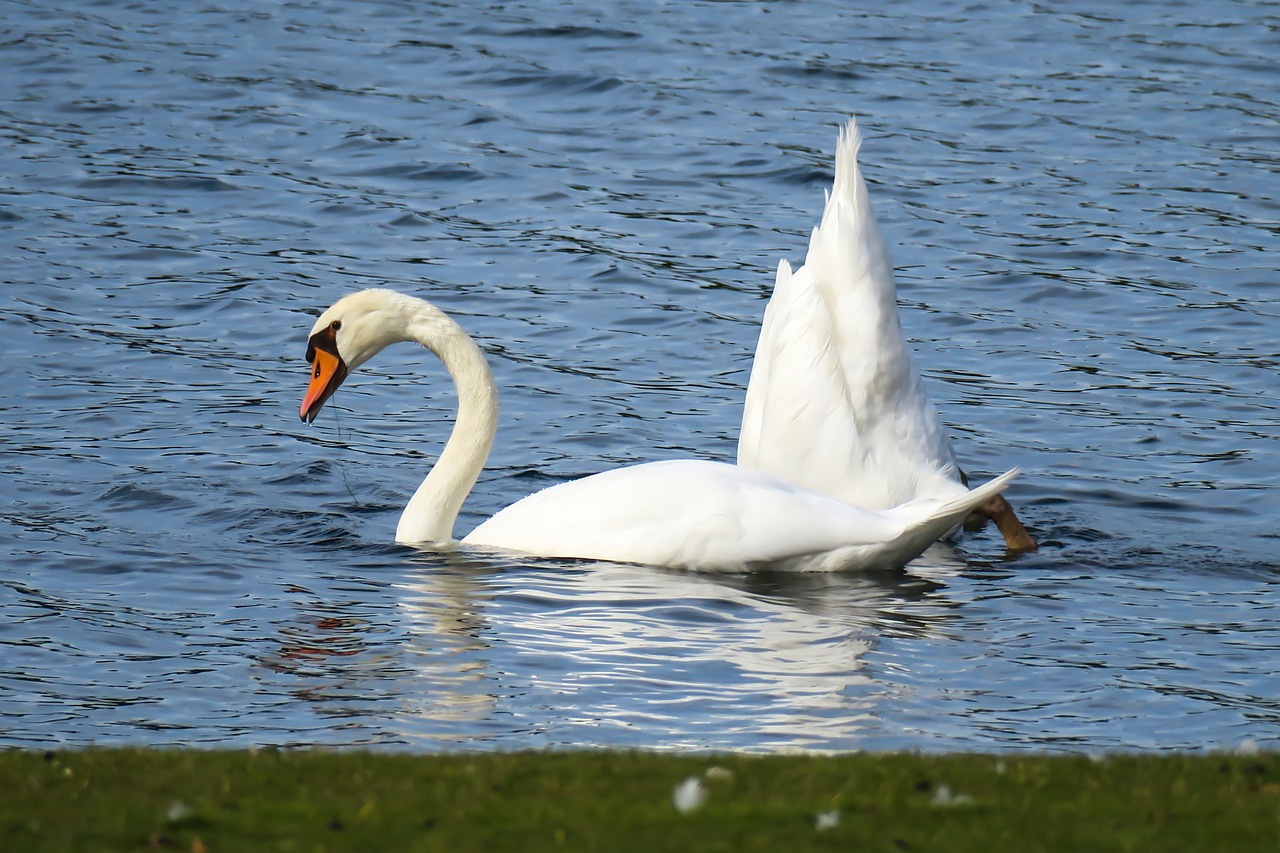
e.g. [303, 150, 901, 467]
[1, 0, 1277, 752]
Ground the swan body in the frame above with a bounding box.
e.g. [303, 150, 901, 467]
[301, 289, 1016, 572]
[738, 118, 1035, 549]
[468, 459, 1016, 572]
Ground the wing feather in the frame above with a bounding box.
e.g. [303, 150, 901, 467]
[738, 117, 962, 508]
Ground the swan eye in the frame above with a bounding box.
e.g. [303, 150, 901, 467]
[330, 320, 342, 331]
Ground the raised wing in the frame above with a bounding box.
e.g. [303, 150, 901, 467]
[738, 118, 962, 509]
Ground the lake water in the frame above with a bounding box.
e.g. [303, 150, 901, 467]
[2, 0, 1277, 753]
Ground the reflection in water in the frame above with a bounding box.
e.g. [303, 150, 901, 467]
[258, 587, 388, 713]
[393, 553, 499, 734]
[387, 550, 959, 751]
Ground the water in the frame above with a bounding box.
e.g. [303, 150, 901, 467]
[2, 0, 1277, 752]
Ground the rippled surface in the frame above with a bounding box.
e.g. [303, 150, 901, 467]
[2, 0, 1277, 752]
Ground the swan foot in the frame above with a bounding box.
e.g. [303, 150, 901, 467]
[979, 493, 1038, 554]
[959, 470, 1038, 554]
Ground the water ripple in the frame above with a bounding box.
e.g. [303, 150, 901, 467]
[0, 0, 1276, 753]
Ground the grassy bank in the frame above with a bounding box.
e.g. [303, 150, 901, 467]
[2, 748, 1276, 851]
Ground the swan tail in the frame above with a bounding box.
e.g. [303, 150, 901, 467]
[832, 117, 864, 203]
[806, 117, 902, 381]
[808, 114, 901, 308]
[882, 469, 1020, 562]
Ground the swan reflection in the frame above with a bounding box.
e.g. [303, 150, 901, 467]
[388, 546, 965, 751]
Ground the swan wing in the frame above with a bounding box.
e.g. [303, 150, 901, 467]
[738, 118, 962, 508]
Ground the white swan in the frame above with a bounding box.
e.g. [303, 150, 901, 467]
[738, 118, 1035, 551]
[300, 289, 1017, 572]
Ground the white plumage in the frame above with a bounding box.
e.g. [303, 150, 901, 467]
[468, 458, 1017, 572]
[739, 118, 967, 509]
[300, 289, 1016, 572]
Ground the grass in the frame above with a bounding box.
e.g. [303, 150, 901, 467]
[2, 748, 1277, 851]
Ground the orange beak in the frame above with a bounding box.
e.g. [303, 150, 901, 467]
[300, 347, 348, 423]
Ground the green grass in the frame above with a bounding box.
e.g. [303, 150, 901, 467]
[2, 749, 1277, 851]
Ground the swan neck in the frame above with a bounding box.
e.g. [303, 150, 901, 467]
[395, 305, 498, 544]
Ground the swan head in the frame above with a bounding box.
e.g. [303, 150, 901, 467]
[300, 289, 417, 423]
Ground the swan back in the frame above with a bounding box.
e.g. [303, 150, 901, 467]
[466, 460, 903, 571]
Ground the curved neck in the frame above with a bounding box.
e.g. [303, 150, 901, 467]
[394, 304, 498, 544]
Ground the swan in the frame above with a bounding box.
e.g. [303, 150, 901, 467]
[300, 288, 1017, 572]
[738, 118, 1036, 551]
